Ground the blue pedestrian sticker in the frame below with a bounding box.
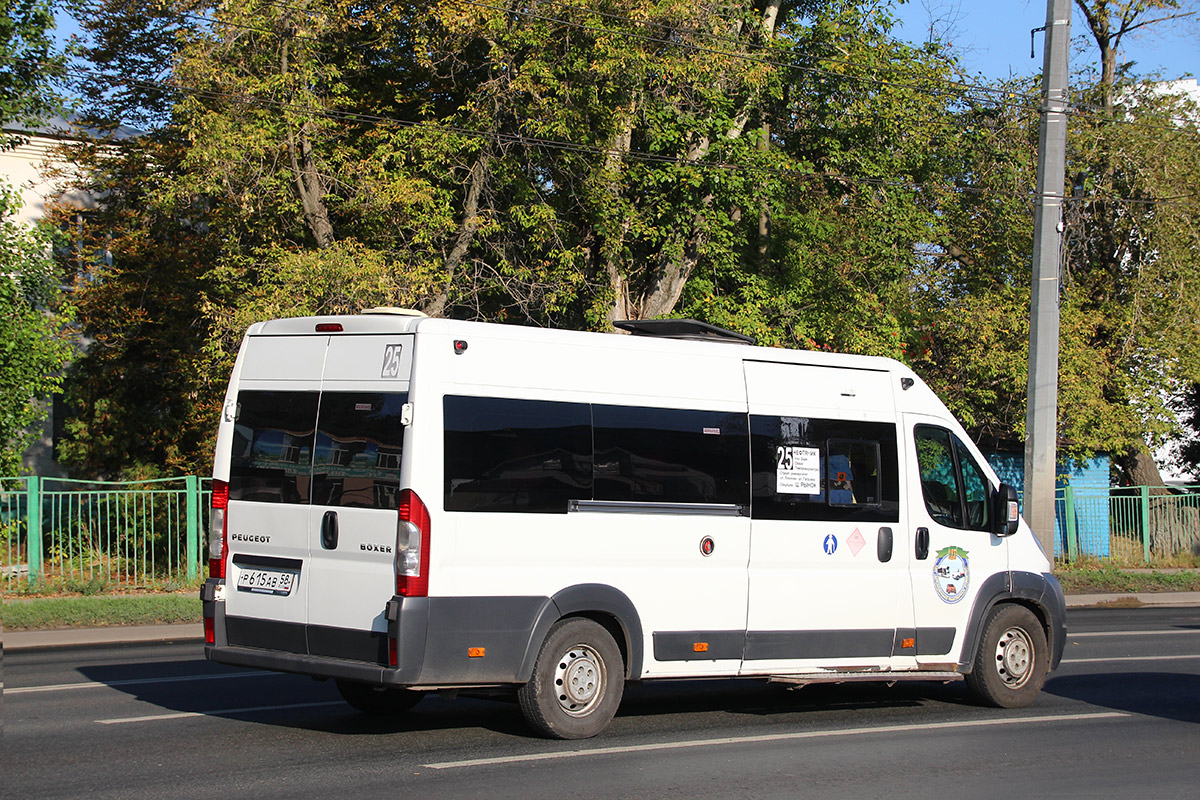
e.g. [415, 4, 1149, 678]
[823, 534, 838, 555]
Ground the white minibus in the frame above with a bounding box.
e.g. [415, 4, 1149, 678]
[202, 312, 1066, 739]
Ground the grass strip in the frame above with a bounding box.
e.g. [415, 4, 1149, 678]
[1054, 563, 1200, 594]
[3, 593, 201, 631]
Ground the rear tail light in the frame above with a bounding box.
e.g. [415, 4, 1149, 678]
[395, 489, 431, 597]
[204, 615, 215, 645]
[209, 479, 229, 579]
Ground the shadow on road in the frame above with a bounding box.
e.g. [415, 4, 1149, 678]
[1044, 672, 1200, 724]
[77, 657, 985, 739]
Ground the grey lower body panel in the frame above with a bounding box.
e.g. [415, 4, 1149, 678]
[653, 627, 957, 662]
[202, 581, 975, 688]
[204, 588, 553, 686]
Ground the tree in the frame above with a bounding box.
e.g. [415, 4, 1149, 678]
[901, 4, 1200, 478]
[0, 0, 64, 144]
[1073, 0, 1196, 111]
[0, 185, 73, 475]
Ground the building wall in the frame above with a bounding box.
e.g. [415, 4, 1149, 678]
[985, 451, 1111, 558]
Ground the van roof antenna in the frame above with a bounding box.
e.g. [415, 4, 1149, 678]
[613, 319, 756, 345]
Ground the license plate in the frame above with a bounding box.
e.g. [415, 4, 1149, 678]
[236, 568, 297, 596]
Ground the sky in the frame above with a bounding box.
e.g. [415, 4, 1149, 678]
[890, 1, 1197, 84]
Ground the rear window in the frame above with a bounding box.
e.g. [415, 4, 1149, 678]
[312, 392, 409, 510]
[229, 390, 407, 509]
[229, 391, 319, 504]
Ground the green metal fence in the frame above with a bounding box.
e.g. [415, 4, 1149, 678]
[2, 478, 1198, 588]
[1047, 485, 1200, 564]
[1, 476, 210, 590]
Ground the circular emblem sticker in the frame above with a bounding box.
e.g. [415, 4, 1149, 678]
[933, 546, 970, 604]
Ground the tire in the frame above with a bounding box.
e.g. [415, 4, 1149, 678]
[517, 618, 625, 739]
[965, 604, 1049, 708]
[335, 679, 423, 715]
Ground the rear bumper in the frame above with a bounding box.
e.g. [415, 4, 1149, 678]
[202, 580, 553, 687]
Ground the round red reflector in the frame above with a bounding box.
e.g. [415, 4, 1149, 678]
[453, 340, 468, 354]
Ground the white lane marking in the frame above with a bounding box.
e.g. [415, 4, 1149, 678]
[1069, 630, 1200, 638]
[97, 700, 345, 725]
[1061, 654, 1200, 665]
[9, 671, 272, 695]
[424, 712, 1129, 770]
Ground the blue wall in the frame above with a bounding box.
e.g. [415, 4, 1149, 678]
[984, 452, 1111, 558]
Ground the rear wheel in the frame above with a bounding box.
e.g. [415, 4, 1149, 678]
[518, 618, 624, 739]
[335, 679, 423, 715]
[965, 604, 1049, 708]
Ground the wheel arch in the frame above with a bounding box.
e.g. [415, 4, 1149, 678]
[516, 584, 644, 683]
[958, 570, 1067, 673]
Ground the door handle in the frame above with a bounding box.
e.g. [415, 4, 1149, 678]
[321, 510, 339, 550]
[877, 527, 893, 562]
[915, 527, 930, 560]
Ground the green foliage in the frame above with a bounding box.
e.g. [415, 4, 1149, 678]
[0, 184, 73, 474]
[0, 0, 63, 136]
[42, 0, 1200, 479]
[48, 132, 216, 478]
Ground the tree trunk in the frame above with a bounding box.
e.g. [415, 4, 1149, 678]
[422, 148, 490, 319]
[1116, 443, 1196, 558]
[600, 111, 636, 324]
[281, 37, 335, 248]
[632, 0, 781, 319]
[288, 124, 336, 249]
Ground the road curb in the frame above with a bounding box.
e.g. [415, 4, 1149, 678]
[1065, 592, 1200, 609]
[3, 623, 204, 652]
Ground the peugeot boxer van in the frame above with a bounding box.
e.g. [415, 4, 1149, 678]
[202, 312, 1066, 739]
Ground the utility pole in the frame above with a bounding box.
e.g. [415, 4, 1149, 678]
[1025, 0, 1071, 563]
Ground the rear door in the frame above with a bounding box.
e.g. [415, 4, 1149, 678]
[305, 335, 413, 663]
[223, 335, 326, 652]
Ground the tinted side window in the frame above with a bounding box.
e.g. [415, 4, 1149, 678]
[915, 427, 962, 527]
[957, 440, 991, 531]
[593, 405, 749, 505]
[827, 439, 883, 507]
[230, 391, 318, 504]
[751, 416, 899, 522]
[312, 392, 408, 510]
[444, 396, 592, 513]
[915, 426, 992, 531]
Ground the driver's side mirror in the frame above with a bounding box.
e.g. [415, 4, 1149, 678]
[992, 483, 1020, 537]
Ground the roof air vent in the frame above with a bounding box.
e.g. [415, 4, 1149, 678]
[613, 319, 756, 345]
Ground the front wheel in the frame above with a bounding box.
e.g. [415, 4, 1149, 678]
[965, 604, 1049, 708]
[335, 679, 423, 715]
[518, 618, 624, 739]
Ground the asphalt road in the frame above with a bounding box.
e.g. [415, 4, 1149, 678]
[6, 607, 1200, 799]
